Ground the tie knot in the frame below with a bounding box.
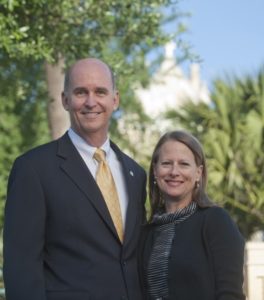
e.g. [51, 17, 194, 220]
[94, 148, 106, 162]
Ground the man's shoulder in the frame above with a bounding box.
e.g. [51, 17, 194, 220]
[110, 141, 146, 176]
[17, 133, 68, 162]
[20, 140, 57, 159]
[110, 140, 145, 173]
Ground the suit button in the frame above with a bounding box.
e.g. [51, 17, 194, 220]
[122, 261, 126, 267]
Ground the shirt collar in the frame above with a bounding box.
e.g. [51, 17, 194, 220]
[68, 128, 110, 158]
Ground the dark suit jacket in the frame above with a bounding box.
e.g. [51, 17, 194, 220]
[3, 133, 146, 300]
[139, 206, 245, 300]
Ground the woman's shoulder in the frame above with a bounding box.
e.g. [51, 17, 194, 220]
[197, 205, 230, 220]
[200, 205, 245, 244]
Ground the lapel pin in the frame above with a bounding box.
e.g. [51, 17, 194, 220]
[129, 170, 134, 177]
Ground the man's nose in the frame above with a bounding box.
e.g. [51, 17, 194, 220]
[84, 93, 96, 107]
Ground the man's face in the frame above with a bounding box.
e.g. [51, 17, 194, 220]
[62, 59, 119, 143]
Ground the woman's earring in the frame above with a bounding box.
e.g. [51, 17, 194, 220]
[195, 180, 200, 189]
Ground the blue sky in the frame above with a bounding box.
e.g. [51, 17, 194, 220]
[175, 0, 264, 87]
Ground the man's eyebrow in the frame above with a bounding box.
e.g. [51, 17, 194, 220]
[72, 86, 110, 93]
[74, 86, 87, 91]
[95, 87, 109, 93]
[73, 87, 88, 92]
[95, 86, 108, 90]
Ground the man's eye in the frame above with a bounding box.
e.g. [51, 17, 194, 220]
[75, 89, 86, 96]
[161, 161, 171, 166]
[96, 89, 107, 96]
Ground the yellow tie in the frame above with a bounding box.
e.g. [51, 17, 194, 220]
[94, 148, 123, 242]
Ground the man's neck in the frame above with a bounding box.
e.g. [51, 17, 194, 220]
[70, 128, 108, 148]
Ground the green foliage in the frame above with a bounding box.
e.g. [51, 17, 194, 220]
[0, 0, 177, 63]
[165, 67, 264, 238]
[0, 54, 50, 226]
[0, 0, 183, 135]
[0, 0, 188, 228]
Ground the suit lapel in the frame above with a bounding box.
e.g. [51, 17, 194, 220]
[57, 134, 119, 240]
[110, 142, 138, 245]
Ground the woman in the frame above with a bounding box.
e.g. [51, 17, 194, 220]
[139, 130, 245, 300]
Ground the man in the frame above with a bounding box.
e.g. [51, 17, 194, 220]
[3, 58, 146, 300]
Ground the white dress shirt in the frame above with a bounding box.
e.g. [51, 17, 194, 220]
[67, 128, 128, 227]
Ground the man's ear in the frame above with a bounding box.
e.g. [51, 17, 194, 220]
[61, 92, 69, 111]
[113, 90, 120, 110]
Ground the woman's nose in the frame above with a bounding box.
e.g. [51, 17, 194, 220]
[170, 163, 179, 175]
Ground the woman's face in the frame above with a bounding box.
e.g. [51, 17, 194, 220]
[154, 140, 203, 211]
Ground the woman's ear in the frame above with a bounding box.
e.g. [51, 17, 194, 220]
[196, 165, 203, 181]
[153, 164, 157, 178]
